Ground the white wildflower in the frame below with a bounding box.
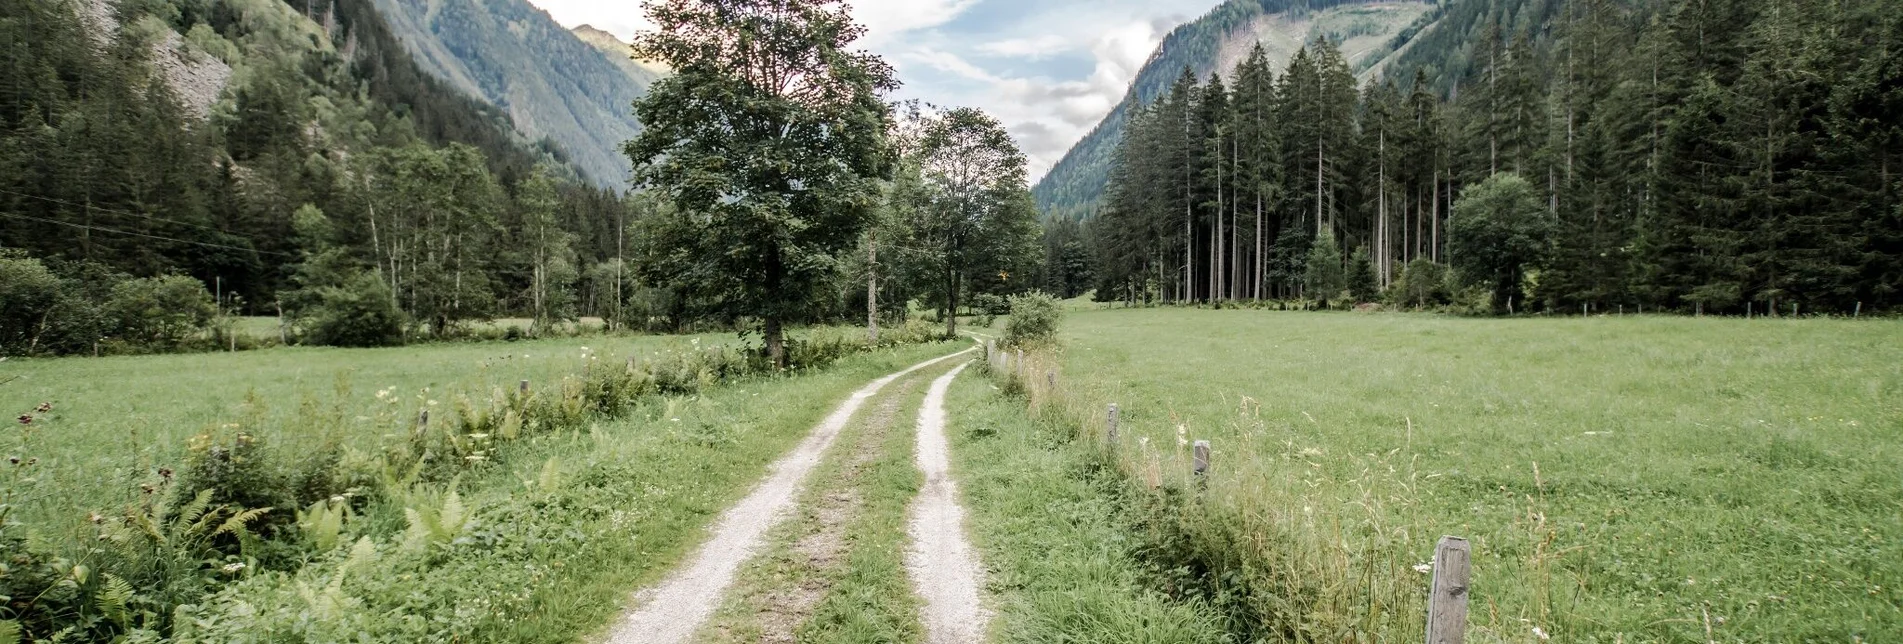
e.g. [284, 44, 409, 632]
[1532, 626, 1549, 641]
[221, 562, 247, 574]
[1413, 563, 1432, 574]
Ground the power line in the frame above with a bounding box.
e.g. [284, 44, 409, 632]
[0, 210, 296, 257]
[0, 187, 228, 233]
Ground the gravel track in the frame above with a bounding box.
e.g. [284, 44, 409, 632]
[905, 362, 992, 644]
[606, 348, 973, 644]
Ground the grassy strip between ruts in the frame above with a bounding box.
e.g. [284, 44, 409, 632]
[693, 360, 933, 643]
[792, 359, 939, 644]
[171, 341, 965, 643]
[949, 363, 1228, 644]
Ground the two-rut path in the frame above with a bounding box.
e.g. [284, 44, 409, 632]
[607, 347, 991, 644]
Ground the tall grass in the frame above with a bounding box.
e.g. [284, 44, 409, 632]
[987, 309, 1902, 642]
[0, 321, 946, 640]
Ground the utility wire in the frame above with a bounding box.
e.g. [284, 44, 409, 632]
[0, 187, 230, 233]
[0, 210, 296, 257]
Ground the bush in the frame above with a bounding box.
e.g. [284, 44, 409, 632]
[0, 252, 65, 354]
[303, 272, 405, 348]
[968, 293, 1011, 316]
[107, 275, 217, 346]
[1385, 258, 1449, 309]
[1003, 292, 1061, 347]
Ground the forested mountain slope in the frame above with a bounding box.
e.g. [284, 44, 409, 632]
[1032, 0, 1435, 221]
[0, 0, 629, 335]
[371, 0, 654, 188]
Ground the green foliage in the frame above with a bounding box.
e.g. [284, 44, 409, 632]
[0, 251, 66, 354]
[106, 276, 218, 347]
[898, 107, 1044, 337]
[1385, 257, 1449, 309]
[1003, 292, 1062, 347]
[1347, 245, 1378, 303]
[1447, 173, 1551, 311]
[1303, 228, 1346, 307]
[303, 272, 406, 348]
[627, 0, 897, 367]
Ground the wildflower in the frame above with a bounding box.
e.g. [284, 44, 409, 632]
[16, 415, 31, 425]
[88, 511, 105, 524]
[221, 562, 247, 575]
[1413, 563, 1432, 574]
[1175, 424, 1189, 447]
[466, 455, 487, 462]
[34, 402, 51, 413]
[140, 483, 155, 494]
[427, 400, 439, 407]
[1532, 626, 1549, 640]
[1138, 436, 1150, 448]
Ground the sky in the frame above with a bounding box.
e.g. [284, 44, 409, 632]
[525, 0, 1226, 182]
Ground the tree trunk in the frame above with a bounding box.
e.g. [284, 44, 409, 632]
[765, 316, 786, 369]
[945, 267, 959, 339]
[867, 235, 879, 342]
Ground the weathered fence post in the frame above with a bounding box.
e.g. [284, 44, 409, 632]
[1855, 302, 1862, 318]
[519, 380, 530, 396]
[1425, 536, 1472, 644]
[416, 409, 430, 432]
[1192, 440, 1210, 476]
[1107, 404, 1120, 445]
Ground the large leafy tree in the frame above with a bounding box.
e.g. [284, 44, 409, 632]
[1449, 172, 1552, 311]
[904, 107, 1039, 337]
[626, 0, 897, 367]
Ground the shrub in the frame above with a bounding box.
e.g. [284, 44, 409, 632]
[1003, 292, 1061, 347]
[106, 275, 217, 346]
[0, 251, 65, 354]
[1385, 258, 1449, 309]
[304, 272, 405, 348]
[968, 292, 1011, 316]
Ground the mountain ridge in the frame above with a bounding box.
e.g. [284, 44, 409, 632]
[1032, 0, 1435, 221]
[371, 0, 656, 188]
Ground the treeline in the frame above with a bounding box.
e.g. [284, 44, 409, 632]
[1090, 0, 1903, 314]
[0, 0, 646, 353]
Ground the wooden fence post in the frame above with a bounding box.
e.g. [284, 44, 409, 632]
[1855, 302, 1862, 318]
[1425, 536, 1472, 644]
[1107, 404, 1120, 445]
[1192, 440, 1210, 476]
[416, 409, 429, 432]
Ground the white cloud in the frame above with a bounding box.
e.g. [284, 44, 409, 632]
[976, 35, 1072, 59]
[850, 0, 982, 44]
[908, 49, 1001, 83]
[525, 0, 1225, 182]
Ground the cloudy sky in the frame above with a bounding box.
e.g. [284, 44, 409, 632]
[525, 0, 1225, 181]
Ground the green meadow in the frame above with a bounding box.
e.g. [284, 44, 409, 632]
[0, 331, 736, 538]
[1016, 308, 1903, 641]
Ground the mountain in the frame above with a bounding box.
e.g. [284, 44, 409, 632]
[1033, 0, 1439, 221]
[371, 0, 656, 188]
[571, 24, 668, 86]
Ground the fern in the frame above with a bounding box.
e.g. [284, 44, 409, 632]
[96, 573, 134, 629]
[0, 620, 18, 644]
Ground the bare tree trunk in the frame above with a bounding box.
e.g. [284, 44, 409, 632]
[867, 234, 879, 342]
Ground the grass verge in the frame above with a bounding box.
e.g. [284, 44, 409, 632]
[175, 341, 965, 642]
[950, 362, 1228, 643]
